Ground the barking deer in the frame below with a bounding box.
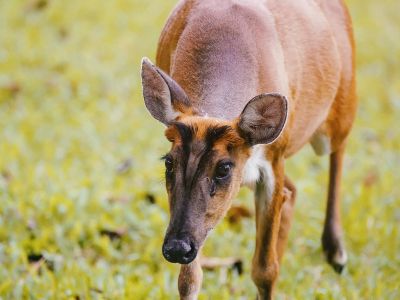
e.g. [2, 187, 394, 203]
[141, 0, 357, 298]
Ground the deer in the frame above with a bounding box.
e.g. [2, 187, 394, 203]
[140, 0, 357, 298]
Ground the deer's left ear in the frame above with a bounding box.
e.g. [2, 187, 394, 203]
[237, 93, 288, 145]
[141, 57, 191, 125]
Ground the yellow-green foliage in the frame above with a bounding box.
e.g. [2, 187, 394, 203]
[0, 0, 399, 299]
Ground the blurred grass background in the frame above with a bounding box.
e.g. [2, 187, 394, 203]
[0, 0, 399, 299]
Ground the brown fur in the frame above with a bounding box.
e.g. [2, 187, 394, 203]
[142, 0, 357, 298]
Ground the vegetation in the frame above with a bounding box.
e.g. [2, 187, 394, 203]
[0, 0, 399, 299]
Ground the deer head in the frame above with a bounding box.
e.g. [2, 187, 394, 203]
[141, 58, 288, 264]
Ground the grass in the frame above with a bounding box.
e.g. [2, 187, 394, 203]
[0, 0, 399, 299]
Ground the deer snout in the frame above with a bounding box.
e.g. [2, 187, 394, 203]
[162, 237, 197, 264]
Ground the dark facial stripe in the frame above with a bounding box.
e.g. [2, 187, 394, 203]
[175, 124, 233, 188]
[173, 122, 195, 146]
[168, 124, 234, 203]
[174, 123, 195, 188]
[184, 126, 231, 192]
[205, 125, 232, 148]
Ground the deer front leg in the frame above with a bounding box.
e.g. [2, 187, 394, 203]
[251, 159, 285, 300]
[178, 256, 203, 300]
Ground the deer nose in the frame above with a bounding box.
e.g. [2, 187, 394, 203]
[162, 238, 197, 264]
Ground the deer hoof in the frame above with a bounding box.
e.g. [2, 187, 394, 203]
[322, 234, 348, 274]
[329, 247, 348, 274]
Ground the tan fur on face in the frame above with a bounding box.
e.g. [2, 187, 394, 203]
[165, 115, 244, 147]
[164, 115, 250, 237]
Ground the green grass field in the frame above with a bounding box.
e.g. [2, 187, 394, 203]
[0, 0, 399, 299]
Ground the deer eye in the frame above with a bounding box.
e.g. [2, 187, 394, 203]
[215, 162, 233, 180]
[165, 157, 174, 173]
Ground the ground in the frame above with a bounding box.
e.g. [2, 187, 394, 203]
[0, 0, 399, 299]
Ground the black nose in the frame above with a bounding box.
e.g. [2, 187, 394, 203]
[162, 238, 197, 264]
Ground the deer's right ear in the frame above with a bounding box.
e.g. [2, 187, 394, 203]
[141, 57, 191, 125]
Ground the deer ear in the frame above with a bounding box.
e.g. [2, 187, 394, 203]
[238, 93, 288, 145]
[141, 57, 191, 125]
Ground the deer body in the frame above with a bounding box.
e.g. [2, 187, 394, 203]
[141, 0, 356, 298]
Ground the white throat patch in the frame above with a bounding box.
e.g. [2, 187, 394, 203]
[242, 145, 275, 201]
